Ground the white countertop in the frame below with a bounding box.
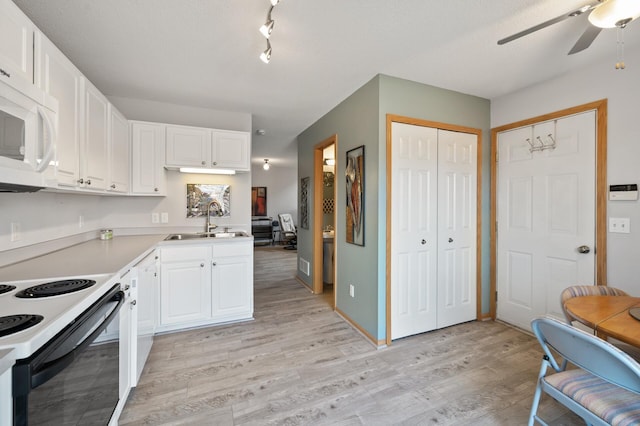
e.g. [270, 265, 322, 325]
[0, 234, 167, 282]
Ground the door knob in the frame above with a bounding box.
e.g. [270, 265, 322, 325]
[577, 245, 591, 254]
[421, 239, 426, 245]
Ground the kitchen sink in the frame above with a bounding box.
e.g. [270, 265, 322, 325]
[165, 231, 248, 241]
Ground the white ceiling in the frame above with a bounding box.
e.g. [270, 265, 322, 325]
[13, 0, 640, 168]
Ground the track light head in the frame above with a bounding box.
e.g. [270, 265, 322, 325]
[260, 19, 274, 38]
[260, 40, 272, 64]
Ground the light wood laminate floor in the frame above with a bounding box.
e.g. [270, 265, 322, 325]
[120, 246, 582, 425]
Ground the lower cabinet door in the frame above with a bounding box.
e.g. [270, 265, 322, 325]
[211, 255, 253, 320]
[160, 258, 212, 326]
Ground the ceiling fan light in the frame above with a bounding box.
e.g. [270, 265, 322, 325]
[263, 159, 270, 170]
[270, 0, 280, 5]
[588, 0, 640, 28]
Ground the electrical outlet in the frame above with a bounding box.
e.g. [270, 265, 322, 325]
[10, 222, 21, 242]
[151, 213, 160, 224]
[349, 284, 355, 298]
[609, 217, 631, 234]
[161, 212, 169, 223]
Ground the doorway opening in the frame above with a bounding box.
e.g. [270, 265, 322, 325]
[313, 135, 337, 308]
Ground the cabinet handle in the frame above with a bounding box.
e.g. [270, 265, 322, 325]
[154, 187, 159, 192]
[86, 179, 92, 185]
[124, 284, 130, 290]
[448, 238, 453, 243]
[110, 184, 116, 189]
[201, 160, 206, 165]
[212, 262, 217, 266]
[212, 161, 217, 166]
[200, 263, 205, 267]
[421, 239, 426, 245]
[0, 68, 10, 78]
[131, 299, 137, 306]
[77, 178, 84, 184]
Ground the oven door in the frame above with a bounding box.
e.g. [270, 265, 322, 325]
[12, 284, 124, 426]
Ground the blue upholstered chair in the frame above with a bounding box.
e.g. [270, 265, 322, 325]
[560, 285, 640, 362]
[528, 316, 640, 426]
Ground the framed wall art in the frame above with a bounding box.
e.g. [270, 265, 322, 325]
[345, 145, 364, 246]
[251, 186, 267, 217]
[300, 176, 309, 229]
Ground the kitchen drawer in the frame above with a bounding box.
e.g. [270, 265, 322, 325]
[160, 245, 211, 262]
[212, 241, 252, 258]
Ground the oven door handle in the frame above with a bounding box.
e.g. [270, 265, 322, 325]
[30, 289, 125, 388]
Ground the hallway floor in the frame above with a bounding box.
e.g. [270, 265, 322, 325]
[120, 247, 582, 425]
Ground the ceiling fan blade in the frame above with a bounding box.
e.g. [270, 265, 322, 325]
[568, 25, 603, 54]
[498, 2, 600, 46]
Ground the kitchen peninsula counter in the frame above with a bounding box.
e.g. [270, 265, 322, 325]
[0, 234, 167, 282]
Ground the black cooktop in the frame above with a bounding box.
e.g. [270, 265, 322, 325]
[15, 279, 97, 299]
[0, 285, 16, 295]
[0, 314, 44, 337]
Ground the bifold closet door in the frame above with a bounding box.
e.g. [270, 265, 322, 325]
[391, 122, 438, 339]
[436, 129, 477, 329]
[391, 123, 477, 340]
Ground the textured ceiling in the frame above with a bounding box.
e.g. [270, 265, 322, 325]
[12, 0, 640, 167]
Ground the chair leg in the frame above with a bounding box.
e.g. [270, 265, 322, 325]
[528, 362, 550, 426]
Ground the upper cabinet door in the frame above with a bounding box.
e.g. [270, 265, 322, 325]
[108, 105, 129, 193]
[212, 130, 250, 171]
[35, 33, 83, 187]
[165, 125, 211, 167]
[83, 81, 109, 190]
[0, 0, 34, 92]
[131, 121, 166, 196]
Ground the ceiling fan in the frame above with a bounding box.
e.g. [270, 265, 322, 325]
[498, 0, 640, 55]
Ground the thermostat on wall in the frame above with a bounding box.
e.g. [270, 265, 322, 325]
[609, 184, 638, 201]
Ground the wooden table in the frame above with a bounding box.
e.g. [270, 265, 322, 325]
[564, 295, 640, 347]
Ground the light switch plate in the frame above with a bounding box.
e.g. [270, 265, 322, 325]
[609, 217, 630, 234]
[151, 213, 160, 224]
[161, 212, 169, 223]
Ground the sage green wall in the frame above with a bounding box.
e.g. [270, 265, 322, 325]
[297, 74, 490, 343]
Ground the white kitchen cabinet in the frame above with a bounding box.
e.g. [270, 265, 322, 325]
[0, 0, 35, 93]
[165, 124, 210, 167]
[131, 250, 157, 386]
[159, 245, 212, 329]
[165, 123, 250, 171]
[81, 80, 109, 190]
[108, 105, 129, 193]
[211, 242, 253, 321]
[35, 32, 84, 188]
[212, 130, 250, 171]
[158, 240, 253, 332]
[131, 121, 166, 195]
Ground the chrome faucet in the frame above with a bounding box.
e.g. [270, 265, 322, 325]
[206, 200, 221, 233]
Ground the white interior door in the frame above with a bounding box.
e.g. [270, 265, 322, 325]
[391, 122, 438, 339]
[496, 111, 596, 331]
[436, 130, 478, 328]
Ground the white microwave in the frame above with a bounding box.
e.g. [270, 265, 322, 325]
[0, 79, 57, 192]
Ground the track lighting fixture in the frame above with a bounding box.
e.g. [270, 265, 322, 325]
[259, 0, 281, 63]
[260, 40, 272, 64]
[260, 7, 274, 38]
[263, 159, 270, 170]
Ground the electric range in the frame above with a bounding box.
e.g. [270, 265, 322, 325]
[0, 273, 117, 358]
